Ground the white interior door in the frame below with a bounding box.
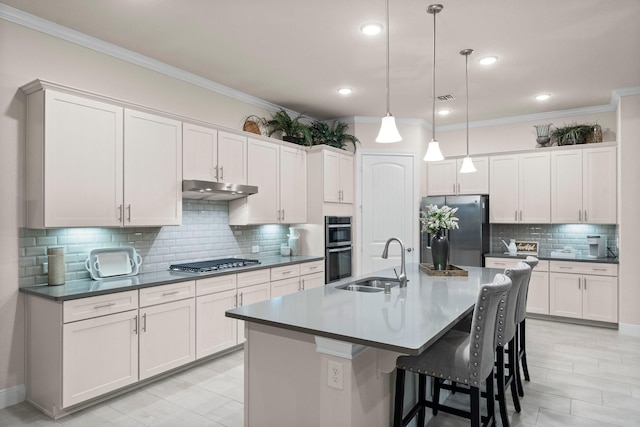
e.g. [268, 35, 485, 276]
[360, 154, 415, 274]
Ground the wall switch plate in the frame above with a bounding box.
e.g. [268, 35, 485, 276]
[42, 262, 48, 274]
[252, 245, 260, 253]
[327, 360, 344, 390]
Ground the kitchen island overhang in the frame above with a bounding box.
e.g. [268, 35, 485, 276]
[226, 264, 504, 427]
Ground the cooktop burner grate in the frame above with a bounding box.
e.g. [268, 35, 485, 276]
[169, 258, 260, 273]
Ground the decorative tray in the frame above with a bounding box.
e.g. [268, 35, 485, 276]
[419, 263, 468, 276]
[85, 247, 142, 280]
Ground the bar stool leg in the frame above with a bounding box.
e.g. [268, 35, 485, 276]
[470, 385, 481, 427]
[515, 330, 525, 397]
[418, 373, 426, 427]
[496, 346, 511, 427]
[508, 339, 521, 413]
[433, 378, 441, 415]
[486, 369, 496, 427]
[393, 368, 405, 427]
[520, 320, 531, 381]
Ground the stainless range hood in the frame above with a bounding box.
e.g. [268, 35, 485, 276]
[182, 180, 258, 201]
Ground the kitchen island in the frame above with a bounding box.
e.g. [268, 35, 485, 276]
[226, 263, 503, 427]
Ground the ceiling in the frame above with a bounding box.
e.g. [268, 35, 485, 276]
[3, 0, 640, 125]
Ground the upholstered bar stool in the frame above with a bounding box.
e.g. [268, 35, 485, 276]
[515, 256, 538, 397]
[393, 273, 512, 427]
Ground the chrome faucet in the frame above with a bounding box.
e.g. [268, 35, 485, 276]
[381, 237, 408, 288]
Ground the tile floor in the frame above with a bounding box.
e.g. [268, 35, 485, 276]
[1, 318, 639, 426]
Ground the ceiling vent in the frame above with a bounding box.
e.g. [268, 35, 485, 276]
[437, 94, 455, 102]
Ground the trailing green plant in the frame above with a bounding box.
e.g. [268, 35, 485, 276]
[551, 123, 592, 145]
[309, 120, 360, 151]
[267, 109, 312, 146]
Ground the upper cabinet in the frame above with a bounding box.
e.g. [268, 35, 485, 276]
[183, 123, 247, 184]
[322, 150, 354, 204]
[551, 146, 616, 224]
[489, 152, 550, 223]
[23, 83, 182, 228]
[228, 138, 307, 225]
[427, 157, 489, 196]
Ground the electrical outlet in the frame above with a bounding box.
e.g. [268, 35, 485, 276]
[252, 245, 260, 253]
[327, 360, 344, 390]
[42, 262, 48, 274]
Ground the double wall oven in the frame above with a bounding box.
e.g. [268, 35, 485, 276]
[325, 216, 352, 283]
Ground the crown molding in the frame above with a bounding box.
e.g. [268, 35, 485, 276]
[0, 4, 288, 115]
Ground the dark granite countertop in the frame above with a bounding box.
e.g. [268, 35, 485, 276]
[484, 252, 618, 264]
[19, 255, 324, 301]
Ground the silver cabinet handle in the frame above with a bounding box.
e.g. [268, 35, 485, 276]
[301, 279, 305, 290]
[578, 277, 581, 290]
[519, 210, 523, 221]
[453, 183, 456, 194]
[142, 313, 147, 332]
[309, 265, 318, 270]
[515, 211, 518, 221]
[282, 209, 285, 221]
[584, 210, 588, 222]
[239, 292, 244, 306]
[584, 278, 587, 290]
[457, 183, 460, 194]
[94, 302, 116, 310]
[162, 290, 180, 296]
[220, 165, 224, 181]
[235, 294, 238, 307]
[118, 204, 123, 223]
[592, 268, 607, 271]
[133, 315, 138, 334]
[579, 210, 582, 222]
[127, 204, 131, 222]
[214, 165, 219, 180]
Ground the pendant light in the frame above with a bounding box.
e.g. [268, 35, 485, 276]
[423, 4, 444, 161]
[459, 49, 477, 173]
[375, 0, 402, 143]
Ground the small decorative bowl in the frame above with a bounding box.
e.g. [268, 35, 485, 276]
[536, 136, 551, 145]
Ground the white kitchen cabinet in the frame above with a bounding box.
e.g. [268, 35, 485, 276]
[229, 138, 307, 225]
[489, 152, 550, 223]
[485, 257, 550, 314]
[323, 150, 354, 203]
[195, 274, 238, 358]
[237, 282, 271, 342]
[551, 146, 617, 224]
[23, 83, 182, 228]
[427, 157, 489, 196]
[549, 261, 618, 323]
[183, 123, 247, 184]
[271, 276, 301, 298]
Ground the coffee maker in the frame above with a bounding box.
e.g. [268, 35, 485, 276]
[587, 235, 605, 258]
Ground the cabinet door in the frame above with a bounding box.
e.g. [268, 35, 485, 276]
[526, 271, 550, 314]
[280, 145, 307, 223]
[339, 154, 354, 203]
[196, 289, 238, 358]
[519, 152, 550, 223]
[62, 310, 138, 407]
[271, 276, 301, 298]
[582, 275, 618, 322]
[182, 123, 217, 181]
[218, 131, 247, 185]
[551, 150, 582, 223]
[301, 272, 325, 290]
[124, 109, 182, 226]
[323, 150, 340, 203]
[549, 273, 582, 319]
[489, 155, 519, 223]
[583, 147, 616, 224]
[237, 282, 270, 342]
[139, 298, 195, 380]
[42, 91, 124, 227]
[246, 138, 280, 223]
[427, 160, 457, 195]
[456, 157, 489, 195]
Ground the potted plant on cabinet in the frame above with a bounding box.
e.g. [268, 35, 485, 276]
[267, 109, 312, 146]
[309, 120, 360, 151]
[551, 123, 592, 145]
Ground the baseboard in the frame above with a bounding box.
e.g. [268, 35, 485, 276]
[0, 384, 26, 410]
[618, 323, 640, 337]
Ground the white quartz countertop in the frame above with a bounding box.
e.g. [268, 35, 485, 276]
[226, 263, 503, 355]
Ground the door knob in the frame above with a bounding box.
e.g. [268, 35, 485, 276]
[406, 248, 413, 252]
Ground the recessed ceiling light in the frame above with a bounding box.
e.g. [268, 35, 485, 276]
[438, 109, 451, 116]
[535, 93, 551, 101]
[478, 56, 498, 65]
[360, 23, 383, 36]
[337, 88, 353, 95]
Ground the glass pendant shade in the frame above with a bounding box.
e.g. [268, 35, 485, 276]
[459, 156, 477, 173]
[423, 139, 444, 161]
[376, 115, 402, 143]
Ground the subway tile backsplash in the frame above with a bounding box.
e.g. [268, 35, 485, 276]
[490, 223, 618, 257]
[18, 200, 289, 286]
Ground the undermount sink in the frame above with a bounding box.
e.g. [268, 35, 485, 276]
[336, 277, 401, 293]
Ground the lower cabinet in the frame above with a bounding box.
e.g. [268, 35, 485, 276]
[237, 282, 271, 342]
[484, 257, 550, 314]
[549, 269, 618, 323]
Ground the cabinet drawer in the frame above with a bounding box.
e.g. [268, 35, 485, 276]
[63, 290, 138, 323]
[299, 260, 324, 276]
[139, 281, 195, 308]
[270, 264, 300, 281]
[549, 261, 617, 276]
[301, 271, 325, 290]
[196, 274, 237, 296]
[485, 257, 549, 272]
[237, 268, 270, 288]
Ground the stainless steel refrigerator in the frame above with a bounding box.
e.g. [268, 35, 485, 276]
[420, 195, 490, 267]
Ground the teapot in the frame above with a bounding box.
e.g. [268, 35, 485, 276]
[502, 239, 517, 255]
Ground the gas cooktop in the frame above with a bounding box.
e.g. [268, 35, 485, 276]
[169, 258, 260, 273]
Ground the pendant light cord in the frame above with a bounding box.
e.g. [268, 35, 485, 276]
[431, 8, 437, 140]
[385, 0, 391, 116]
[465, 52, 469, 155]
